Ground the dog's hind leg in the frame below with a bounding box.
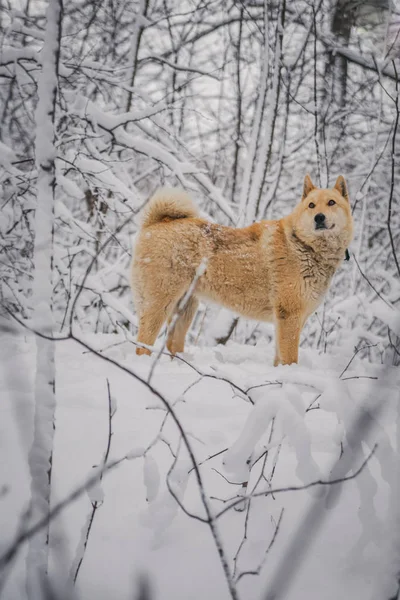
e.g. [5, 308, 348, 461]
[166, 296, 199, 355]
[136, 292, 183, 356]
[136, 305, 168, 356]
[136, 286, 194, 356]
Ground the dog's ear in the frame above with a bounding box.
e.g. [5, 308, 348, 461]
[302, 174, 315, 200]
[334, 175, 349, 202]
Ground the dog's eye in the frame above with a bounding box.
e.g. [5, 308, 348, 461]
[308, 202, 315, 209]
[328, 199, 336, 206]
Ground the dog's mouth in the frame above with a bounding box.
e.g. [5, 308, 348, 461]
[314, 223, 335, 231]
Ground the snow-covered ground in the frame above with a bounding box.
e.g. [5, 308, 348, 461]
[1, 331, 399, 600]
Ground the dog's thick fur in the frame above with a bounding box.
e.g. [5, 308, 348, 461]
[131, 175, 353, 365]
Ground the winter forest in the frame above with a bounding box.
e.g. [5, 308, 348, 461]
[1, 0, 400, 598]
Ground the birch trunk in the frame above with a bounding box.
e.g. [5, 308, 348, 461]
[26, 0, 62, 593]
[247, 0, 285, 223]
[238, 0, 269, 226]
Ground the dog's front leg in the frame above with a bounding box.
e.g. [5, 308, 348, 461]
[274, 311, 302, 366]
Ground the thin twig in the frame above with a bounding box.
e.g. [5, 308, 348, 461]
[71, 378, 115, 584]
[216, 445, 376, 519]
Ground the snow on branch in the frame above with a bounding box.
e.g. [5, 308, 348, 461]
[66, 95, 236, 221]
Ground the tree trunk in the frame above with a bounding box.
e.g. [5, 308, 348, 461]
[26, 0, 62, 594]
[126, 0, 150, 113]
[330, 0, 354, 107]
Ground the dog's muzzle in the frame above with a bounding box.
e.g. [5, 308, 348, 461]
[314, 213, 327, 230]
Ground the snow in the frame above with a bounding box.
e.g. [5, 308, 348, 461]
[86, 467, 105, 505]
[126, 447, 146, 460]
[143, 454, 160, 503]
[370, 300, 400, 336]
[223, 392, 280, 480]
[1, 331, 399, 600]
[0, 141, 19, 176]
[56, 172, 83, 200]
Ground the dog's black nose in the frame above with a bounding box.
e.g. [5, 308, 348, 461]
[314, 213, 325, 225]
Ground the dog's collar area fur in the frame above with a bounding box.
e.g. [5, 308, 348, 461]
[291, 230, 315, 254]
[292, 230, 350, 263]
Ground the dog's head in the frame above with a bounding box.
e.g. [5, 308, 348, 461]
[292, 174, 353, 249]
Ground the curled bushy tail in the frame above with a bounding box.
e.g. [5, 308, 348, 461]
[141, 188, 199, 228]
